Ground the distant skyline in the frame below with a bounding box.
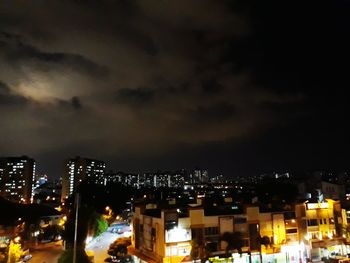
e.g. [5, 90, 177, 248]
[1, 1, 350, 179]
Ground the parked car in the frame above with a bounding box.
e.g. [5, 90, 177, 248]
[109, 223, 129, 234]
[17, 254, 32, 263]
[111, 255, 133, 263]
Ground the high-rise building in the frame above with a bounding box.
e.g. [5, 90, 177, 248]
[0, 156, 36, 204]
[61, 157, 106, 201]
[190, 169, 209, 183]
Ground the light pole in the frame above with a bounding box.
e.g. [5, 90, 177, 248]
[73, 193, 80, 263]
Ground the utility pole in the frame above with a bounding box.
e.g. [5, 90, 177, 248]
[73, 193, 80, 263]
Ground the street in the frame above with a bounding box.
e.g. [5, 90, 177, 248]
[85, 231, 122, 262]
[29, 242, 63, 263]
[27, 231, 124, 263]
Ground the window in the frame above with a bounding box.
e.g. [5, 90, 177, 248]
[324, 218, 327, 224]
[205, 227, 219, 236]
[206, 242, 218, 252]
[286, 228, 298, 234]
[319, 219, 323, 224]
[192, 228, 203, 241]
[311, 232, 318, 239]
[307, 219, 318, 226]
[235, 217, 247, 224]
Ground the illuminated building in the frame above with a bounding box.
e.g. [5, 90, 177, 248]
[190, 169, 209, 184]
[61, 157, 106, 201]
[295, 199, 347, 261]
[33, 174, 48, 189]
[131, 197, 349, 263]
[104, 171, 186, 189]
[0, 156, 35, 204]
[131, 205, 194, 263]
[33, 180, 62, 206]
[131, 202, 300, 263]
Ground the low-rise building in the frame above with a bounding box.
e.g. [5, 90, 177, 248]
[131, 198, 348, 263]
[296, 199, 347, 261]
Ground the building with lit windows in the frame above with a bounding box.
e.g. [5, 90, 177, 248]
[131, 202, 303, 263]
[190, 169, 209, 184]
[0, 156, 35, 204]
[295, 199, 347, 261]
[131, 198, 349, 263]
[61, 157, 106, 201]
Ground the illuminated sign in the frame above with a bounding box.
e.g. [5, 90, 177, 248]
[307, 203, 329, 209]
[165, 227, 191, 243]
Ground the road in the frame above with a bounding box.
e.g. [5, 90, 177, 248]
[29, 242, 63, 263]
[85, 231, 122, 262]
[27, 231, 125, 263]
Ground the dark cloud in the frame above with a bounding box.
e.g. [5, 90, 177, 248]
[117, 88, 155, 105]
[193, 102, 236, 121]
[0, 31, 108, 77]
[71, 96, 82, 110]
[0, 80, 28, 106]
[55, 96, 83, 111]
[0, 81, 9, 92]
[201, 78, 224, 94]
[0, 0, 349, 178]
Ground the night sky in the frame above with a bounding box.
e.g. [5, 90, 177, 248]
[1, 1, 350, 178]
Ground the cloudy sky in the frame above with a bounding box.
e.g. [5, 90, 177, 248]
[1, 0, 349, 178]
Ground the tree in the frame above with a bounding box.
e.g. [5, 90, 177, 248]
[91, 214, 108, 237]
[258, 235, 271, 249]
[257, 235, 272, 263]
[7, 241, 22, 263]
[220, 231, 244, 258]
[57, 249, 90, 263]
[39, 224, 62, 241]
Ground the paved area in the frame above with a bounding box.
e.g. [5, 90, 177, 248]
[85, 231, 122, 262]
[27, 231, 124, 263]
[29, 242, 63, 263]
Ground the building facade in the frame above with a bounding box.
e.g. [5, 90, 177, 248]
[0, 156, 35, 204]
[131, 199, 348, 263]
[61, 157, 106, 201]
[295, 199, 346, 261]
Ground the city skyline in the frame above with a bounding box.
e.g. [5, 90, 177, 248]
[1, 1, 350, 179]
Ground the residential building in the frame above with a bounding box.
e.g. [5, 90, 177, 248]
[33, 180, 62, 207]
[190, 169, 209, 184]
[295, 199, 347, 261]
[61, 157, 106, 201]
[131, 198, 348, 263]
[0, 156, 35, 203]
[33, 174, 48, 189]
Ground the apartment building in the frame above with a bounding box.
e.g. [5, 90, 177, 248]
[0, 156, 35, 204]
[131, 198, 347, 263]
